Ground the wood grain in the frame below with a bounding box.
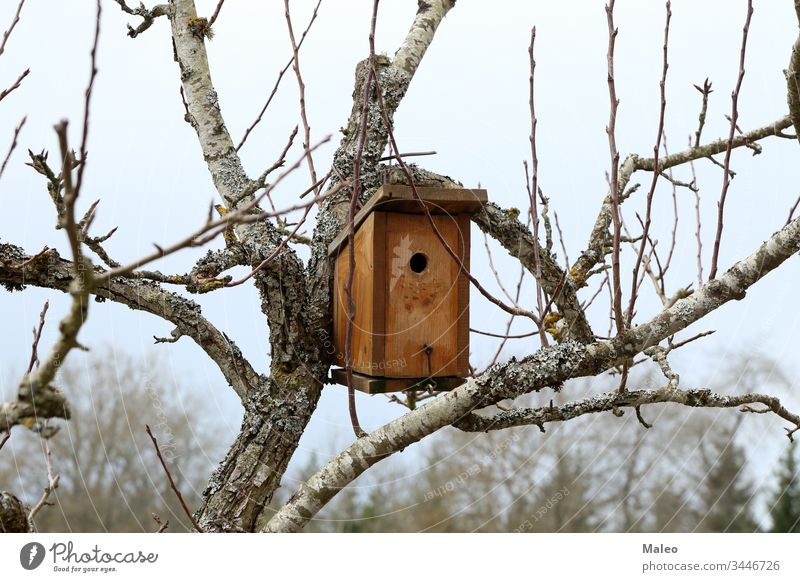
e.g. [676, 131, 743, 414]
[334, 212, 379, 374]
[383, 213, 465, 377]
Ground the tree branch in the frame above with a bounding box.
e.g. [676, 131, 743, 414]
[454, 386, 800, 434]
[0, 242, 259, 399]
[787, 0, 800, 140]
[113, 1, 169, 38]
[392, 0, 455, 76]
[473, 203, 594, 343]
[635, 115, 791, 172]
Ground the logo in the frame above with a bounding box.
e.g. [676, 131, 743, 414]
[19, 542, 46, 570]
[390, 234, 413, 291]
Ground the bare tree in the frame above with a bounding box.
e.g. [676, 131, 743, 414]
[1, 0, 800, 533]
[0, 350, 225, 532]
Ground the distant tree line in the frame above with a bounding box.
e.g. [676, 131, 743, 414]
[1, 351, 798, 533]
[275, 368, 800, 534]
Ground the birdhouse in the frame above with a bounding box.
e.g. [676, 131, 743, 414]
[328, 184, 488, 393]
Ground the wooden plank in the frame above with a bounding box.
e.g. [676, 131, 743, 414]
[383, 213, 462, 377]
[372, 211, 387, 369]
[328, 185, 487, 257]
[330, 368, 465, 394]
[455, 213, 471, 376]
[333, 213, 377, 375]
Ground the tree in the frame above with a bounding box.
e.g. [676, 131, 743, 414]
[768, 443, 800, 533]
[0, 349, 225, 532]
[695, 420, 758, 533]
[1, 0, 800, 533]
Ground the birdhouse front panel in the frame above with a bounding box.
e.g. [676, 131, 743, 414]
[382, 212, 469, 378]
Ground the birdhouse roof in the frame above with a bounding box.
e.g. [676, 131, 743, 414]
[327, 185, 487, 257]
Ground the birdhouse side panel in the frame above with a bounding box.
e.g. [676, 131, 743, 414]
[333, 212, 386, 374]
[455, 213, 471, 374]
[383, 213, 465, 378]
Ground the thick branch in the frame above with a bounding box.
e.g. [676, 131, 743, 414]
[393, 0, 455, 76]
[0, 242, 259, 399]
[0, 491, 28, 533]
[169, 0, 310, 368]
[473, 203, 594, 343]
[168, 0, 325, 533]
[454, 386, 800, 432]
[635, 115, 791, 172]
[788, 3, 800, 139]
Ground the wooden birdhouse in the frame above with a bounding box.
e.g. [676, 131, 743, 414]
[328, 184, 488, 393]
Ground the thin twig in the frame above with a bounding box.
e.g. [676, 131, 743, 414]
[27, 301, 49, 375]
[207, 0, 225, 29]
[688, 138, 704, 286]
[668, 329, 715, 351]
[237, 0, 322, 151]
[626, 1, 671, 326]
[482, 232, 521, 304]
[635, 406, 652, 429]
[284, 0, 320, 198]
[225, 176, 338, 288]
[709, 0, 753, 279]
[28, 439, 60, 525]
[660, 136, 679, 280]
[785, 194, 800, 226]
[152, 514, 169, 533]
[581, 270, 608, 312]
[553, 211, 570, 268]
[112, 1, 168, 38]
[73, 0, 101, 202]
[343, 0, 380, 440]
[0, 115, 25, 183]
[470, 327, 538, 340]
[605, 0, 624, 336]
[378, 150, 436, 162]
[527, 28, 547, 346]
[0, 0, 26, 58]
[145, 424, 202, 532]
[693, 78, 713, 148]
[479, 264, 526, 373]
[0, 68, 29, 103]
[93, 137, 333, 285]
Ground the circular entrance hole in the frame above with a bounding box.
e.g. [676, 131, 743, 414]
[409, 252, 428, 273]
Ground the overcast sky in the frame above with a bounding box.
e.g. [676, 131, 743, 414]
[1, 0, 799, 514]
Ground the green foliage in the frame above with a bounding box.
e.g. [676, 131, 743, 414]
[695, 422, 758, 533]
[768, 442, 800, 533]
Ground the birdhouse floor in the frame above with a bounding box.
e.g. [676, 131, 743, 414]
[330, 368, 465, 394]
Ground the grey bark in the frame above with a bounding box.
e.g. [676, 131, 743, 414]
[2, 0, 799, 534]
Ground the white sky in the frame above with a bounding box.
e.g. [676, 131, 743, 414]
[1, 0, 799, 515]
